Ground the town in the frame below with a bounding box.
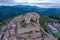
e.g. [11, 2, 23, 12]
[0, 12, 60, 40]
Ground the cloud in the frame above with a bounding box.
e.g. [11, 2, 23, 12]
[0, 0, 12, 2]
[0, 0, 60, 8]
[13, 0, 60, 3]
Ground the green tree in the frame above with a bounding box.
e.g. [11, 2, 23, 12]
[30, 19, 35, 22]
[39, 16, 48, 32]
[21, 20, 27, 27]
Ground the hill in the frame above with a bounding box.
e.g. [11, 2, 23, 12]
[0, 5, 60, 22]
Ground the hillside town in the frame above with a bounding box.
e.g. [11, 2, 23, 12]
[0, 12, 59, 40]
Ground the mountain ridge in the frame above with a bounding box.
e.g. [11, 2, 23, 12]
[0, 5, 60, 22]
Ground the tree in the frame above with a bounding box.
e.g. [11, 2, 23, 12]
[39, 16, 48, 32]
[21, 20, 27, 27]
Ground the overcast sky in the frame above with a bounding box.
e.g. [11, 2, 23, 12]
[0, 0, 60, 8]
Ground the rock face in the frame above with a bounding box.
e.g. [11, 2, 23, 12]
[0, 12, 57, 40]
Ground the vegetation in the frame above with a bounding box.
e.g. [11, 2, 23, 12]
[49, 15, 60, 23]
[0, 22, 6, 27]
[30, 19, 35, 22]
[39, 14, 60, 39]
[35, 31, 40, 33]
[21, 20, 25, 22]
[30, 19, 36, 25]
[23, 31, 33, 34]
[49, 15, 60, 20]
[0, 18, 12, 26]
[45, 17, 54, 22]
[39, 15, 60, 32]
[0, 18, 12, 31]
[39, 16, 48, 32]
[21, 20, 27, 27]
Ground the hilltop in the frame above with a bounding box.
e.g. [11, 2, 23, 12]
[0, 12, 57, 40]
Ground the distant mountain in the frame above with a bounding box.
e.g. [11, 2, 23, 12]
[0, 5, 60, 22]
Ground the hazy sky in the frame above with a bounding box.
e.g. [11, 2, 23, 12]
[0, 0, 60, 8]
